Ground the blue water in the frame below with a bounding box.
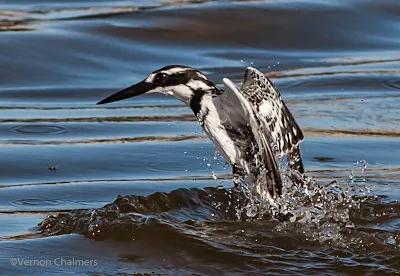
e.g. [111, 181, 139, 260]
[0, 0, 399, 275]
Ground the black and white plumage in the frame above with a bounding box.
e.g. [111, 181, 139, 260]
[241, 67, 304, 174]
[97, 65, 304, 200]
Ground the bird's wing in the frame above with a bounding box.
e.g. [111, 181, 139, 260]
[220, 77, 283, 198]
[240, 67, 305, 173]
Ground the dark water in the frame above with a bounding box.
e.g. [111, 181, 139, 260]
[1, 0, 400, 275]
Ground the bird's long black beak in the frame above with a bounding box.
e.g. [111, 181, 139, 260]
[97, 80, 154, 105]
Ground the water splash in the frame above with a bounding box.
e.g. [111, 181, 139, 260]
[227, 157, 378, 246]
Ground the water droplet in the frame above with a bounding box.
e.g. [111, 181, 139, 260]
[387, 236, 396, 245]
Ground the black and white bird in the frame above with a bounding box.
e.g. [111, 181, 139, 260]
[97, 65, 304, 201]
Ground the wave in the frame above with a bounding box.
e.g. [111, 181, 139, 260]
[36, 182, 400, 257]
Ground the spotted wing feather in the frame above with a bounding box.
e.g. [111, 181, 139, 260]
[221, 78, 283, 197]
[240, 67, 304, 173]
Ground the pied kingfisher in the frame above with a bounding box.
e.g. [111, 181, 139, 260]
[97, 65, 304, 200]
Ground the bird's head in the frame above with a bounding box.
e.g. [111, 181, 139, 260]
[97, 65, 219, 106]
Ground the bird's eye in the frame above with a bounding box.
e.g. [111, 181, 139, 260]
[154, 73, 166, 83]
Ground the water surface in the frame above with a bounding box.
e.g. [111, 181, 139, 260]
[0, 0, 399, 275]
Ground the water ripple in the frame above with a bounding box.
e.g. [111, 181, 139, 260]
[10, 125, 66, 135]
